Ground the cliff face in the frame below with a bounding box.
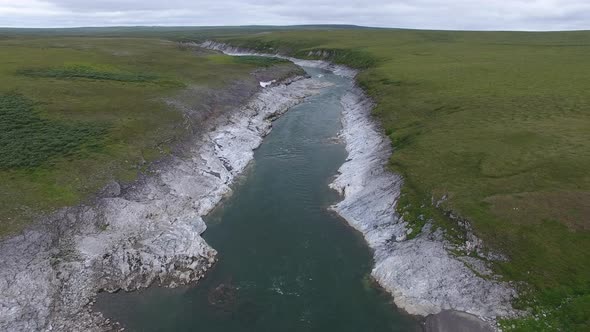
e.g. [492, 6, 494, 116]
[0, 64, 328, 331]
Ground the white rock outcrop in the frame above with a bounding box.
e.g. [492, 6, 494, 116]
[331, 89, 517, 322]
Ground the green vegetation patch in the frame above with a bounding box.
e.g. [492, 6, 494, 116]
[217, 36, 378, 69]
[18, 64, 159, 83]
[0, 35, 302, 237]
[294, 48, 377, 69]
[232, 55, 290, 67]
[0, 93, 106, 169]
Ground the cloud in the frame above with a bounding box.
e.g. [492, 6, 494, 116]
[0, 0, 589, 30]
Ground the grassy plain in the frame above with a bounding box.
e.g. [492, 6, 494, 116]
[0, 36, 287, 235]
[215, 29, 590, 331]
[1, 26, 588, 330]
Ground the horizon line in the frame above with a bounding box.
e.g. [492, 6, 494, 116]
[0, 24, 589, 33]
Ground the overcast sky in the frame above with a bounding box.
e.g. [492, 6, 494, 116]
[1, 0, 589, 30]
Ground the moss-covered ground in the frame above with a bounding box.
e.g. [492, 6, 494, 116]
[0, 36, 289, 235]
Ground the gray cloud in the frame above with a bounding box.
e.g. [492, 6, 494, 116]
[0, 0, 589, 30]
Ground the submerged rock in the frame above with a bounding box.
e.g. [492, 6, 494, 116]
[208, 282, 238, 311]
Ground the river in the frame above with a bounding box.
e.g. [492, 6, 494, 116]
[95, 65, 420, 332]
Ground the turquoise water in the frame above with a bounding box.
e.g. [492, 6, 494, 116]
[95, 67, 420, 332]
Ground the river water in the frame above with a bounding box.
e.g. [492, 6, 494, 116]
[96, 66, 420, 331]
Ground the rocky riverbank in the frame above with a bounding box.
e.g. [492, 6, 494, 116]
[200, 41, 358, 78]
[0, 62, 329, 331]
[331, 88, 517, 329]
[203, 41, 519, 330]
